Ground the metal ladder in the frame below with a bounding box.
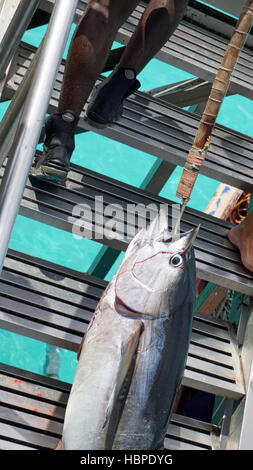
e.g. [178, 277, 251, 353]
[0, 0, 253, 450]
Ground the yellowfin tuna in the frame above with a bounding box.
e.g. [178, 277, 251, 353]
[58, 211, 198, 450]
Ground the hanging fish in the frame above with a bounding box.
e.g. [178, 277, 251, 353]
[57, 211, 199, 450]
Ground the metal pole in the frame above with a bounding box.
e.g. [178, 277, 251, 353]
[0, 0, 40, 80]
[0, 40, 43, 167]
[239, 357, 253, 449]
[238, 307, 253, 449]
[0, 0, 79, 271]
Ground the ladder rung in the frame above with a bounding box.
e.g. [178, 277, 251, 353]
[4, 41, 253, 194]
[0, 249, 245, 399]
[166, 414, 217, 450]
[37, 0, 253, 99]
[1, 0, 252, 451]
[0, 362, 220, 450]
[2, 158, 252, 296]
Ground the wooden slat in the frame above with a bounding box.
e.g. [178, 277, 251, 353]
[37, 0, 253, 98]
[0, 439, 36, 450]
[0, 422, 58, 449]
[166, 422, 212, 448]
[0, 404, 62, 434]
[8, 159, 252, 297]
[192, 317, 231, 341]
[188, 343, 234, 368]
[191, 330, 233, 355]
[0, 363, 219, 450]
[0, 250, 245, 399]
[4, 40, 253, 194]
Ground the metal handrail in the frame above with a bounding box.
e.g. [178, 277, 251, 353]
[0, 0, 41, 81]
[0, 39, 43, 168]
[0, 0, 41, 156]
[0, 0, 79, 271]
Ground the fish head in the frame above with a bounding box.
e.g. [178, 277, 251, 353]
[114, 210, 198, 319]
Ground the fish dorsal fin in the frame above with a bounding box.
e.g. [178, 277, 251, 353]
[122, 228, 147, 262]
[146, 210, 168, 243]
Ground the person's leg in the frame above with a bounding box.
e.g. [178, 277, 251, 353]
[119, 0, 189, 74]
[32, 0, 139, 182]
[33, 0, 189, 182]
[86, 0, 189, 126]
[228, 210, 253, 272]
[59, 0, 139, 117]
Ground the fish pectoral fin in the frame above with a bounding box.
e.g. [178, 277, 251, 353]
[103, 382, 117, 430]
[103, 322, 144, 442]
[117, 322, 144, 392]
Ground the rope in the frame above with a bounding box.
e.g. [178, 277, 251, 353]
[176, 0, 253, 205]
[229, 192, 250, 224]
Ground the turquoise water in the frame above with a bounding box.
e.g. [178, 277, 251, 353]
[197, 0, 238, 19]
[1, 7, 253, 383]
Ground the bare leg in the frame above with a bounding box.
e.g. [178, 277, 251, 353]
[86, 0, 189, 127]
[119, 0, 189, 73]
[61, 0, 189, 115]
[228, 211, 253, 272]
[59, 0, 139, 117]
[33, 0, 189, 182]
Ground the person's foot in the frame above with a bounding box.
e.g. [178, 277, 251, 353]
[228, 211, 253, 272]
[86, 65, 140, 128]
[31, 146, 71, 183]
[31, 110, 78, 183]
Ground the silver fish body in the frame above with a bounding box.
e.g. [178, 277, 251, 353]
[60, 211, 198, 450]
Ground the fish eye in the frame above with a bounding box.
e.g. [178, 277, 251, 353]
[170, 254, 183, 267]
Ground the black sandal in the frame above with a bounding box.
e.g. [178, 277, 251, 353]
[86, 66, 140, 129]
[31, 110, 78, 183]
